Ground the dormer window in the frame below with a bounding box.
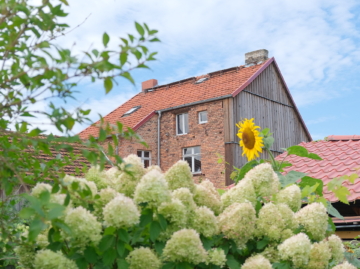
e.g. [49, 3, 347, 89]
[122, 106, 141, 117]
[176, 113, 189, 135]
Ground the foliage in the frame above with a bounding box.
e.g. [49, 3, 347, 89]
[0, 0, 159, 266]
[14, 154, 353, 269]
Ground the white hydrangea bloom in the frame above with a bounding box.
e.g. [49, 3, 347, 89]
[207, 248, 226, 268]
[221, 177, 256, 209]
[134, 169, 171, 208]
[261, 245, 280, 263]
[199, 179, 220, 200]
[85, 165, 107, 189]
[278, 233, 311, 268]
[307, 241, 331, 269]
[256, 203, 286, 240]
[294, 202, 328, 241]
[162, 229, 208, 265]
[31, 183, 52, 198]
[242, 255, 272, 269]
[275, 184, 301, 212]
[158, 198, 187, 227]
[94, 187, 119, 218]
[218, 202, 256, 247]
[64, 206, 102, 248]
[36, 229, 49, 248]
[126, 247, 161, 269]
[103, 194, 140, 228]
[164, 160, 195, 193]
[190, 206, 218, 238]
[193, 185, 222, 215]
[145, 165, 162, 174]
[14, 245, 35, 269]
[34, 250, 78, 269]
[328, 234, 345, 264]
[277, 203, 298, 230]
[332, 262, 357, 269]
[63, 175, 98, 199]
[244, 163, 277, 198]
[116, 154, 146, 197]
[172, 188, 197, 212]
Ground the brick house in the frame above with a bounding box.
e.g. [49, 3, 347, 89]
[79, 49, 312, 188]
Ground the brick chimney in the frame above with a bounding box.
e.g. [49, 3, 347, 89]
[245, 49, 269, 65]
[142, 79, 158, 92]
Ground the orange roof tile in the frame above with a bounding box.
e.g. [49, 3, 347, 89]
[276, 136, 360, 202]
[79, 59, 273, 138]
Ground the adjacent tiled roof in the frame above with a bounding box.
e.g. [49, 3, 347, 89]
[277, 135, 360, 202]
[79, 59, 275, 138]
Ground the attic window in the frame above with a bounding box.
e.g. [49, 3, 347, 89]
[122, 106, 141, 117]
[195, 77, 209, 84]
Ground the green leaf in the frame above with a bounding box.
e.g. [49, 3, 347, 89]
[155, 241, 166, 255]
[118, 229, 130, 243]
[103, 248, 116, 265]
[333, 186, 351, 204]
[150, 221, 161, 241]
[75, 258, 88, 269]
[103, 32, 110, 47]
[117, 240, 125, 257]
[162, 263, 175, 269]
[28, 218, 46, 241]
[120, 52, 128, 66]
[226, 255, 240, 269]
[157, 214, 167, 230]
[19, 207, 35, 219]
[39, 190, 51, 204]
[286, 145, 322, 160]
[235, 160, 259, 183]
[298, 176, 323, 196]
[256, 237, 269, 250]
[117, 259, 129, 269]
[104, 226, 116, 235]
[99, 235, 115, 252]
[104, 77, 113, 94]
[327, 217, 336, 232]
[135, 22, 145, 36]
[263, 136, 274, 149]
[140, 210, 153, 227]
[277, 171, 306, 187]
[47, 204, 65, 220]
[326, 201, 344, 219]
[273, 262, 292, 269]
[84, 246, 98, 263]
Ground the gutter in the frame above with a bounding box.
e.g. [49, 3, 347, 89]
[157, 111, 162, 168]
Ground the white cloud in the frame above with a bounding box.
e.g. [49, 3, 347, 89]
[306, 116, 337, 125]
[24, 0, 360, 134]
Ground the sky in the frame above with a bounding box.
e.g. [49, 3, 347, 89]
[44, 0, 360, 140]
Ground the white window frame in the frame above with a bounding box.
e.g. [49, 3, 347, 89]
[183, 146, 201, 173]
[137, 150, 151, 168]
[198, 111, 208, 124]
[176, 113, 189, 135]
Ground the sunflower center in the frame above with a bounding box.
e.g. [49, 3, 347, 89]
[242, 127, 256, 149]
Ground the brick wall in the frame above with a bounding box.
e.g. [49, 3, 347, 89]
[111, 100, 226, 188]
[160, 100, 226, 188]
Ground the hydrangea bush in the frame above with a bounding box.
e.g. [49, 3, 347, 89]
[14, 153, 355, 269]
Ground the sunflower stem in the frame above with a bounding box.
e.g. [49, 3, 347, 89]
[265, 148, 279, 172]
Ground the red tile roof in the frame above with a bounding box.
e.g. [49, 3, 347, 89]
[79, 59, 275, 138]
[277, 136, 360, 202]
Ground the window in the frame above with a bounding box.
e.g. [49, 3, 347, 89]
[198, 111, 208, 124]
[183, 146, 201, 173]
[122, 106, 141, 117]
[137, 150, 151, 168]
[176, 113, 189, 135]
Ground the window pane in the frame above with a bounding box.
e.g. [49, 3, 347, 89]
[184, 113, 189, 133]
[193, 146, 200, 154]
[194, 155, 201, 172]
[144, 151, 150, 158]
[200, 111, 207, 122]
[183, 148, 189, 155]
[137, 151, 142, 157]
[144, 160, 150, 168]
[184, 156, 193, 171]
[177, 114, 183, 134]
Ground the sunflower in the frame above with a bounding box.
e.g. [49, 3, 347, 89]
[236, 118, 264, 161]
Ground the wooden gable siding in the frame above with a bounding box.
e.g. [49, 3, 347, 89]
[224, 62, 310, 185]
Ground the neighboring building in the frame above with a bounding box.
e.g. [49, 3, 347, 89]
[79, 49, 312, 188]
[277, 135, 360, 239]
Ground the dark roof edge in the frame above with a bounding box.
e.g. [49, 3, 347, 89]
[133, 111, 156, 131]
